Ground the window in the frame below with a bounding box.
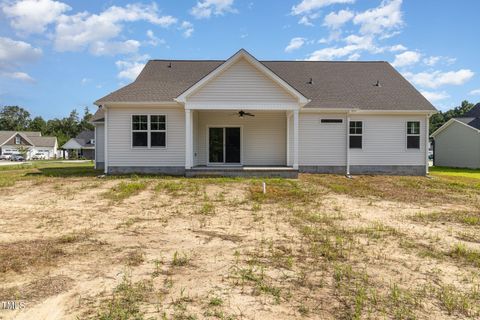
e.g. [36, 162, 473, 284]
[90, 139, 95, 145]
[15, 136, 21, 145]
[150, 115, 166, 147]
[349, 121, 362, 149]
[407, 121, 420, 149]
[132, 115, 148, 147]
[131, 115, 166, 148]
[321, 119, 343, 123]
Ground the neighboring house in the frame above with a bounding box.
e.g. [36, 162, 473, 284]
[93, 49, 436, 177]
[62, 131, 95, 159]
[0, 131, 58, 159]
[431, 103, 480, 168]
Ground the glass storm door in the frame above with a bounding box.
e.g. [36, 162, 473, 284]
[208, 127, 241, 164]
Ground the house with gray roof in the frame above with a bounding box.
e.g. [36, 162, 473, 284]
[61, 131, 95, 160]
[431, 103, 480, 168]
[93, 49, 436, 177]
[0, 131, 58, 159]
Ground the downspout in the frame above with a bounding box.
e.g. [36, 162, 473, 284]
[104, 106, 108, 175]
[426, 113, 430, 175]
[346, 111, 351, 177]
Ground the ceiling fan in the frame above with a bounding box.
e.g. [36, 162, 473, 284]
[237, 110, 255, 118]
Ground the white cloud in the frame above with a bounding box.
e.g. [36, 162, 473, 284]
[404, 69, 475, 89]
[469, 89, 480, 96]
[54, 3, 177, 54]
[298, 16, 314, 26]
[353, 0, 403, 35]
[3, 71, 35, 82]
[0, 37, 42, 64]
[81, 77, 90, 85]
[90, 40, 140, 56]
[291, 0, 355, 16]
[285, 37, 306, 53]
[391, 50, 421, 68]
[323, 9, 354, 29]
[180, 21, 194, 38]
[389, 44, 407, 52]
[116, 55, 149, 81]
[2, 0, 71, 34]
[307, 35, 380, 60]
[146, 30, 166, 46]
[190, 0, 236, 19]
[423, 56, 456, 67]
[420, 90, 450, 103]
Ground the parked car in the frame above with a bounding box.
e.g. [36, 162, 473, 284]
[0, 153, 12, 160]
[10, 154, 25, 161]
[32, 153, 46, 160]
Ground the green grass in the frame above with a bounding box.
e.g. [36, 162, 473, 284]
[104, 181, 147, 202]
[430, 166, 480, 180]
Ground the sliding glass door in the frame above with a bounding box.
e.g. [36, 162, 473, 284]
[208, 127, 241, 164]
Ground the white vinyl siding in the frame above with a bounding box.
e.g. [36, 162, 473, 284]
[195, 111, 286, 166]
[434, 121, 480, 168]
[349, 115, 426, 165]
[95, 123, 105, 163]
[188, 58, 298, 109]
[106, 106, 185, 167]
[299, 113, 347, 166]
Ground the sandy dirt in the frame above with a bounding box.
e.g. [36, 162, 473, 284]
[0, 174, 479, 319]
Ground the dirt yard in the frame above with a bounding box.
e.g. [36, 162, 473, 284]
[0, 163, 479, 319]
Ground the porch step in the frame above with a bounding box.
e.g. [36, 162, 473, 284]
[185, 167, 298, 178]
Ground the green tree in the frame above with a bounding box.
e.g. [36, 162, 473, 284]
[29, 116, 47, 133]
[79, 107, 94, 132]
[429, 100, 476, 135]
[0, 106, 31, 131]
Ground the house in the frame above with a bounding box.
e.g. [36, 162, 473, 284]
[61, 131, 95, 159]
[431, 103, 480, 168]
[93, 49, 436, 177]
[0, 131, 58, 159]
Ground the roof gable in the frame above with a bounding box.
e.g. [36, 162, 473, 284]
[431, 118, 480, 138]
[61, 138, 83, 149]
[175, 49, 309, 106]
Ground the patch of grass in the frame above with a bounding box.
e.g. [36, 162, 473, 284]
[208, 296, 223, 307]
[123, 251, 145, 267]
[104, 181, 147, 201]
[0, 275, 74, 301]
[448, 243, 480, 267]
[249, 179, 315, 204]
[411, 210, 480, 226]
[231, 265, 282, 303]
[197, 202, 215, 215]
[172, 251, 190, 267]
[155, 180, 200, 195]
[437, 284, 480, 317]
[0, 233, 89, 273]
[430, 166, 480, 180]
[94, 274, 153, 320]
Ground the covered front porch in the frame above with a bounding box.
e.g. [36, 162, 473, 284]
[184, 109, 300, 177]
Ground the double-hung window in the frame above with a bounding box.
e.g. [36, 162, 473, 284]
[407, 121, 420, 149]
[349, 121, 363, 149]
[150, 115, 166, 147]
[15, 136, 21, 144]
[132, 115, 166, 148]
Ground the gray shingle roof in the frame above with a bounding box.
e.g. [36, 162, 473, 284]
[28, 136, 57, 147]
[0, 131, 44, 145]
[456, 103, 480, 130]
[75, 131, 95, 147]
[92, 107, 105, 122]
[96, 59, 435, 111]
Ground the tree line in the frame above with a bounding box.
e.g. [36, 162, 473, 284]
[429, 100, 477, 135]
[0, 106, 94, 146]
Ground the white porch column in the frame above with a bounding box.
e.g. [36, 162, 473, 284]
[286, 112, 291, 166]
[185, 109, 193, 169]
[293, 109, 299, 170]
[346, 112, 350, 176]
[425, 114, 430, 175]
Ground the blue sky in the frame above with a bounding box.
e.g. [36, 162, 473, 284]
[0, 0, 479, 118]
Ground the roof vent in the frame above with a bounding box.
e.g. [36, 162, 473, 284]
[308, 78, 314, 85]
[168, 62, 172, 68]
[374, 80, 381, 87]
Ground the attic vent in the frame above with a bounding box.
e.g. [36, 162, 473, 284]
[374, 80, 381, 87]
[308, 78, 314, 85]
[168, 62, 172, 68]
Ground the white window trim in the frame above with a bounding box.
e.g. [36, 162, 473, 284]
[15, 136, 21, 145]
[406, 121, 421, 150]
[349, 120, 363, 150]
[130, 114, 167, 149]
